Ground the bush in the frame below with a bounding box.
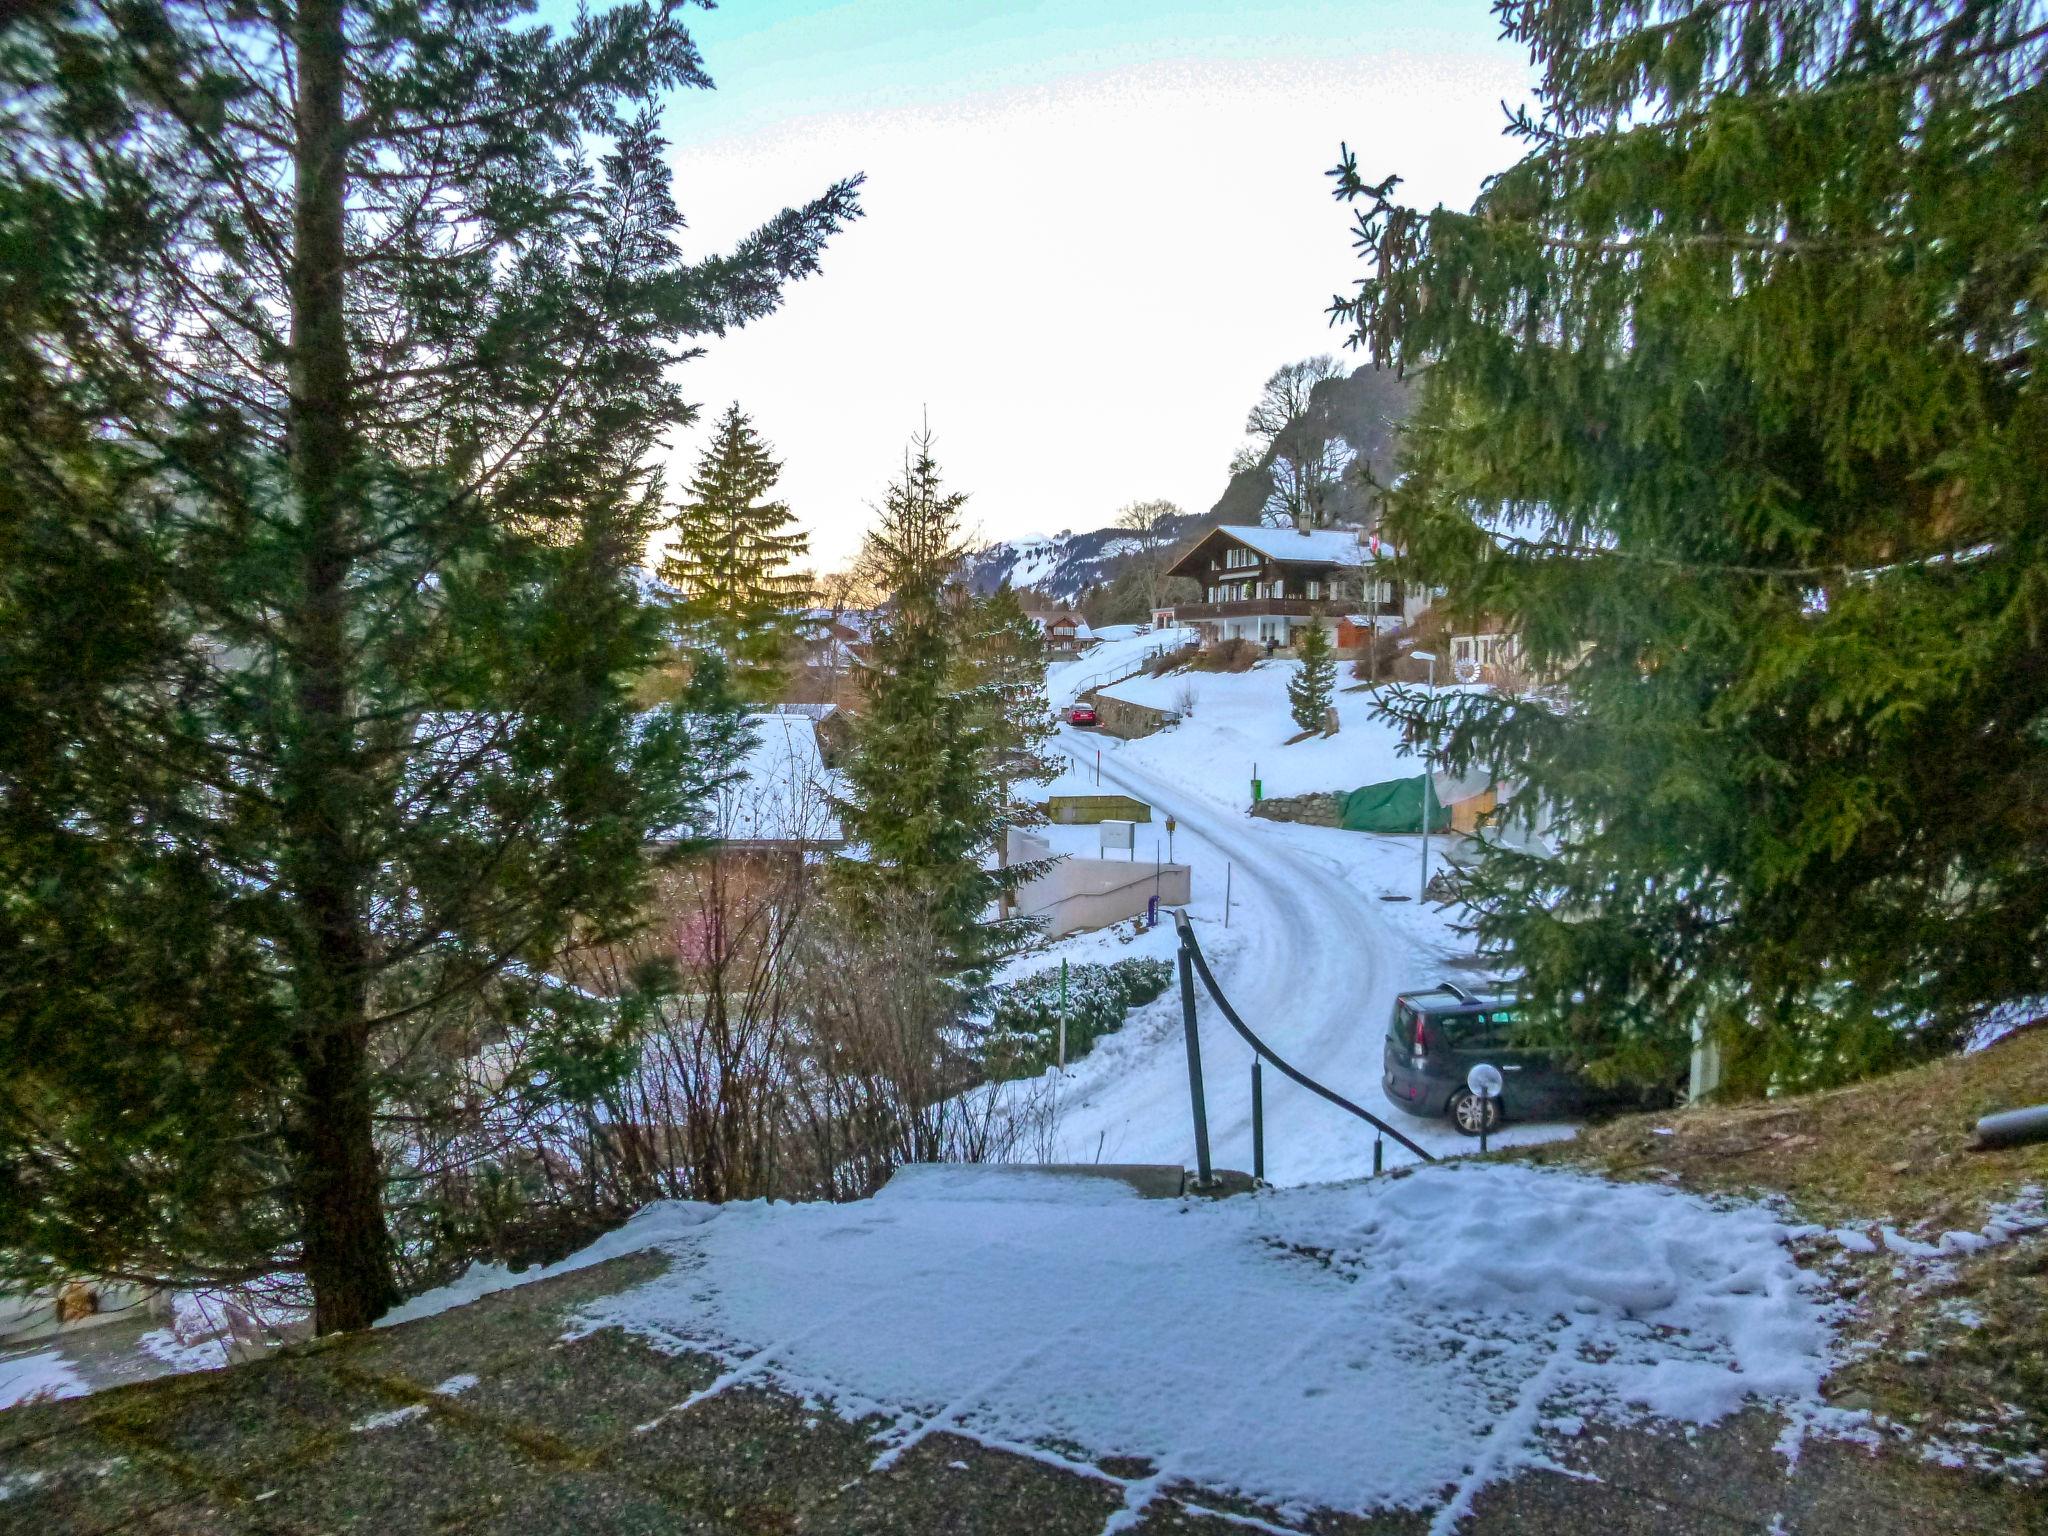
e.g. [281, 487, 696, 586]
[1192, 637, 1259, 673]
[1145, 642, 1199, 677]
[976, 956, 1173, 1079]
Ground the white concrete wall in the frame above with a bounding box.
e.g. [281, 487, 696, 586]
[1014, 855, 1191, 938]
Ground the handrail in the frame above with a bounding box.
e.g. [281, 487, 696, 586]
[1173, 909, 1436, 1163]
[1072, 637, 1185, 697]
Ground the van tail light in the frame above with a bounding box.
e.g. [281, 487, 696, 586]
[1412, 1015, 1428, 1052]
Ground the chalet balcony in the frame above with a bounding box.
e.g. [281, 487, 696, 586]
[1174, 597, 1401, 621]
[1175, 598, 1321, 620]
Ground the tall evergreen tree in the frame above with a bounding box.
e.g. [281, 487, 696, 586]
[1287, 618, 1336, 734]
[956, 584, 1062, 912]
[958, 586, 1062, 796]
[659, 403, 811, 701]
[0, 0, 859, 1328]
[1335, 1, 2046, 1090]
[834, 434, 1032, 970]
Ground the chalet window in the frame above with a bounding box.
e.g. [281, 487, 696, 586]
[1307, 580, 1322, 600]
[1224, 547, 1257, 570]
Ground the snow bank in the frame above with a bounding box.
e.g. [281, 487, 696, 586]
[432, 1162, 1837, 1523]
[0, 1347, 86, 1412]
[377, 1200, 720, 1328]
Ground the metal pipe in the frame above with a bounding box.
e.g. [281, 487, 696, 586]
[1975, 1104, 2048, 1150]
[1251, 1060, 1265, 1182]
[1177, 938, 1214, 1189]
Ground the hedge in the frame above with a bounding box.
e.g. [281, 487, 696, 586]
[977, 956, 1173, 1080]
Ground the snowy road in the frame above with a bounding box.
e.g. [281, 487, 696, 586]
[1041, 723, 1569, 1181]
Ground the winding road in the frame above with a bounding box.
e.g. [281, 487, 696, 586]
[1044, 723, 1562, 1181]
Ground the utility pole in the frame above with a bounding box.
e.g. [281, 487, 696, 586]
[1412, 651, 1437, 901]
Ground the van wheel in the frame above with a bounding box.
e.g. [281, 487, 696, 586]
[1449, 1090, 1502, 1137]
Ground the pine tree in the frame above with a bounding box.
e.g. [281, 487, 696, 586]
[0, 0, 859, 1329]
[1287, 618, 1336, 734]
[1334, 1, 2047, 1090]
[834, 434, 1030, 971]
[659, 404, 812, 702]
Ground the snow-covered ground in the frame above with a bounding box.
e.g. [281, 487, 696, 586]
[389, 1162, 1838, 1528]
[0, 1347, 85, 1412]
[1087, 658, 1482, 808]
[1045, 626, 1196, 709]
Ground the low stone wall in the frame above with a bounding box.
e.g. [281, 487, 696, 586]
[1084, 690, 1179, 740]
[1249, 792, 1345, 828]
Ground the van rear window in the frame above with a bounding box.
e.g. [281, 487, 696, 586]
[1438, 1009, 1518, 1051]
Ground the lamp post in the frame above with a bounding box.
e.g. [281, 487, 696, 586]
[1411, 650, 1438, 901]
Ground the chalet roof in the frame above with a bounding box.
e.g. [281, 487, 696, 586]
[1166, 524, 1377, 579]
[716, 713, 842, 846]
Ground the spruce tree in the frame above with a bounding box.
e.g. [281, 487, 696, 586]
[1334, 1, 2046, 1090]
[659, 404, 811, 702]
[834, 434, 1030, 971]
[956, 585, 1062, 919]
[1287, 618, 1337, 734]
[958, 585, 1063, 800]
[0, 0, 859, 1328]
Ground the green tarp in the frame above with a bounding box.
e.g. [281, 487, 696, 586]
[1339, 775, 1451, 834]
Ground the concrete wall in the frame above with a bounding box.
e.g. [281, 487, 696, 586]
[1045, 793, 1151, 824]
[1008, 828, 1189, 938]
[1016, 856, 1191, 939]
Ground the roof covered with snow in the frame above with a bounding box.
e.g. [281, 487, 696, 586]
[717, 714, 840, 845]
[1173, 524, 1376, 572]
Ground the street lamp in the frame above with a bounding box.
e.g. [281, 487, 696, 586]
[1411, 650, 1437, 901]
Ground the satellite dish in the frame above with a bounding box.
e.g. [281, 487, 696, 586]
[1467, 1063, 1504, 1098]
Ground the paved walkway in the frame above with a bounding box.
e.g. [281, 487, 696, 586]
[1, 1250, 2034, 1536]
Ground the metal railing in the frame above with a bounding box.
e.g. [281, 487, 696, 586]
[1173, 909, 1435, 1185]
[1071, 638, 1187, 698]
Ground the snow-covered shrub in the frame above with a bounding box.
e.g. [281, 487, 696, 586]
[977, 957, 1172, 1079]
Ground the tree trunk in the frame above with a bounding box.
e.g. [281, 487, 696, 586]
[283, 0, 400, 1334]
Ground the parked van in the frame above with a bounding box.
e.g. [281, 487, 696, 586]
[1381, 983, 1600, 1135]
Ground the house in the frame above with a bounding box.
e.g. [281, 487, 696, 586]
[1448, 628, 1520, 682]
[712, 711, 843, 853]
[786, 608, 874, 710]
[1162, 523, 1425, 651]
[1026, 609, 1089, 656]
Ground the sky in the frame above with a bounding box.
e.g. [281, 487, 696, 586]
[576, 2, 1539, 570]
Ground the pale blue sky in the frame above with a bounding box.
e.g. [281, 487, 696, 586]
[545, 1, 1535, 567]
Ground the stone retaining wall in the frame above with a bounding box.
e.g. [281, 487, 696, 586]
[1248, 791, 1345, 828]
[1084, 690, 1179, 740]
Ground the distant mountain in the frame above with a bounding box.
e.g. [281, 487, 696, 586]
[962, 364, 1415, 604]
[959, 513, 1208, 603]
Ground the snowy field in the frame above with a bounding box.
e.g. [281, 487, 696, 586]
[1090, 657, 1484, 810]
[389, 1162, 1839, 1528]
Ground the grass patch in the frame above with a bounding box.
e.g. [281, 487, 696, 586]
[1518, 1024, 2048, 1478]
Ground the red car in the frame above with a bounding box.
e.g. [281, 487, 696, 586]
[1068, 703, 1098, 726]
